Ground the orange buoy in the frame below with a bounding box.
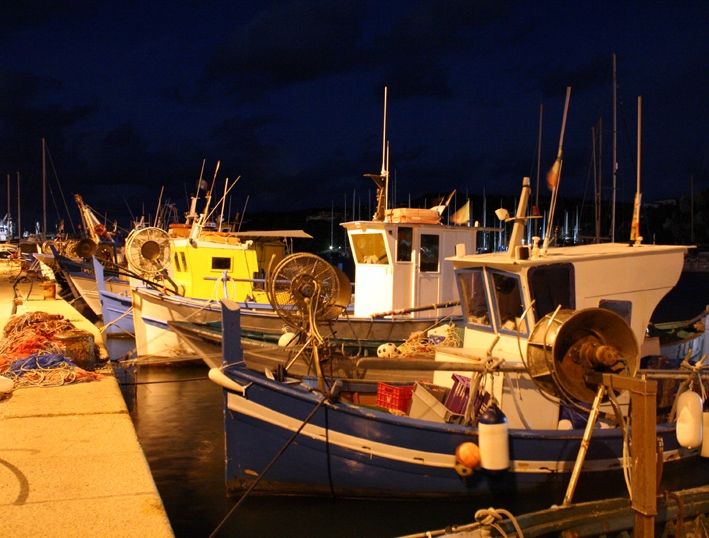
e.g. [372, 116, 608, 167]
[456, 441, 481, 469]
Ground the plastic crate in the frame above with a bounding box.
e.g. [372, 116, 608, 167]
[377, 383, 414, 414]
[409, 382, 459, 423]
[444, 374, 470, 414]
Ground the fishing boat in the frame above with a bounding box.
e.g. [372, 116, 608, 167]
[51, 244, 128, 317]
[208, 174, 709, 505]
[48, 194, 125, 317]
[92, 256, 134, 337]
[126, 163, 313, 360]
[166, 202, 483, 363]
[162, 88, 491, 361]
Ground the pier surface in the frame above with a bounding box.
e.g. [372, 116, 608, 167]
[0, 268, 173, 537]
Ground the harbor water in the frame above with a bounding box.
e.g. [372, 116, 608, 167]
[109, 342, 485, 538]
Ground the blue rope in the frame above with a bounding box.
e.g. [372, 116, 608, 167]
[9, 353, 78, 376]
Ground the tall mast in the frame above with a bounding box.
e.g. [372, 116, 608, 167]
[41, 137, 47, 238]
[364, 86, 390, 221]
[611, 52, 618, 243]
[16, 172, 21, 241]
[630, 96, 642, 245]
[382, 87, 389, 218]
[542, 86, 572, 253]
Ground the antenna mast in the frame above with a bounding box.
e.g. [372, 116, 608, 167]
[630, 96, 642, 245]
[41, 138, 47, 238]
[364, 86, 390, 221]
[542, 86, 572, 253]
[611, 52, 618, 243]
[382, 86, 389, 217]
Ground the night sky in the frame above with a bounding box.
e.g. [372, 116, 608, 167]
[1, 1, 707, 233]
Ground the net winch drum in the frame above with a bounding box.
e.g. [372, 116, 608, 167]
[124, 227, 171, 276]
[526, 308, 639, 404]
[74, 238, 97, 260]
[266, 252, 351, 331]
[95, 242, 115, 263]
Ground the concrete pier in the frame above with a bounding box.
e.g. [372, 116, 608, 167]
[0, 264, 173, 537]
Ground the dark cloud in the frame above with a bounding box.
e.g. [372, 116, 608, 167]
[203, 0, 367, 97]
[0, 1, 99, 36]
[0, 0, 706, 231]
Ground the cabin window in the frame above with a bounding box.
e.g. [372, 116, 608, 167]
[173, 253, 182, 272]
[528, 263, 575, 320]
[457, 269, 491, 327]
[420, 234, 439, 272]
[212, 256, 231, 270]
[351, 232, 389, 264]
[599, 299, 632, 326]
[397, 227, 412, 262]
[491, 271, 527, 333]
[179, 252, 187, 271]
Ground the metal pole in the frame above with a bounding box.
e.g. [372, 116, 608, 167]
[42, 137, 47, 238]
[16, 171, 21, 240]
[562, 384, 605, 506]
[611, 53, 618, 243]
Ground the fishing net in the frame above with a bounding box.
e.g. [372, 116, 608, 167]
[0, 312, 102, 387]
[397, 324, 462, 357]
[6, 353, 101, 387]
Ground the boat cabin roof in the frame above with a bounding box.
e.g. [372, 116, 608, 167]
[449, 242, 687, 270]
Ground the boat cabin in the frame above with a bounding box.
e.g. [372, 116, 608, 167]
[342, 208, 480, 319]
[450, 242, 687, 359]
[432, 241, 687, 430]
[167, 228, 312, 302]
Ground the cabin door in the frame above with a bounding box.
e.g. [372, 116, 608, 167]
[415, 233, 440, 316]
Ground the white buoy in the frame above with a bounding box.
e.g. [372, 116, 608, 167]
[376, 343, 400, 358]
[478, 404, 509, 470]
[701, 412, 709, 458]
[278, 332, 298, 347]
[0, 376, 14, 394]
[676, 390, 703, 449]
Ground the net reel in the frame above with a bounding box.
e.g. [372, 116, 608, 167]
[74, 238, 97, 260]
[266, 252, 351, 384]
[526, 307, 639, 406]
[124, 227, 171, 278]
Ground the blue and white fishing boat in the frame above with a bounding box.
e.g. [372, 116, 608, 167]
[92, 256, 134, 337]
[208, 176, 708, 504]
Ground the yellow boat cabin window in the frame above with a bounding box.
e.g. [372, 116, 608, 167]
[212, 256, 231, 271]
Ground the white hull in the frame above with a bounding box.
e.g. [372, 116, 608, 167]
[69, 271, 129, 318]
[131, 286, 221, 359]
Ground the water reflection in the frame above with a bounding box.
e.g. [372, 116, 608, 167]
[105, 339, 484, 537]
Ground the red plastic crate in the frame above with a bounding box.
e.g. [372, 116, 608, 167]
[377, 383, 414, 413]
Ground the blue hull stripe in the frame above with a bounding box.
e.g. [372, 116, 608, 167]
[226, 392, 682, 474]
